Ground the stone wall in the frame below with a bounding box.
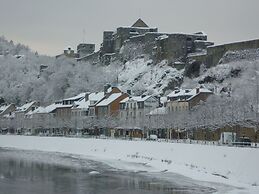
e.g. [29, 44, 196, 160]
[77, 43, 95, 58]
[77, 51, 100, 65]
[156, 33, 207, 64]
[113, 27, 158, 52]
[206, 39, 259, 67]
[102, 31, 114, 54]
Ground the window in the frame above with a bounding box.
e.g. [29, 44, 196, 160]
[120, 103, 125, 110]
[137, 102, 144, 109]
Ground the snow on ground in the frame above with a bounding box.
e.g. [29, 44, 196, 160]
[118, 58, 183, 95]
[0, 135, 259, 193]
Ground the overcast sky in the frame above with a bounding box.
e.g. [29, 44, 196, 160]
[1, 0, 259, 56]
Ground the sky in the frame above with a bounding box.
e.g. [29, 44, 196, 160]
[0, 0, 259, 56]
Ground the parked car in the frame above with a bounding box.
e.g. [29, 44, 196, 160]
[99, 134, 107, 139]
[233, 137, 252, 147]
[24, 131, 32, 136]
[147, 134, 158, 141]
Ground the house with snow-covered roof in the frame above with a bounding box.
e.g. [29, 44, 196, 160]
[25, 103, 61, 118]
[71, 91, 105, 117]
[166, 86, 213, 112]
[119, 95, 159, 128]
[0, 103, 16, 117]
[96, 93, 128, 118]
[62, 92, 87, 105]
[95, 86, 128, 118]
[46, 92, 89, 119]
[15, 101, 40, 119]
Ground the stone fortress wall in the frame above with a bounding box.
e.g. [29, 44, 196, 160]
[60, 19, 259, 69]
[188, 39, 259, 68]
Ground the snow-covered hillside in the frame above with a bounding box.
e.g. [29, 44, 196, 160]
[118, 59, 183, 96]
[183, 49, 259, 99]
[0, 37, 115, 104]
[1, 35, 259, 107]
[0, 36, 184, 105]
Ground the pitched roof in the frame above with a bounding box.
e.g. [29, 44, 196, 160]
[131, 18, 149, 28]
[26, 102, 73, 116]
[16, 101, 37, 112]
[96, 93, 123, 107]
[63, 92, 87, 101]
[167, 87, 212, 101]
[120, 95, 153, 103]
[0, 104, 11, 114]
[73, 92, 105, 109]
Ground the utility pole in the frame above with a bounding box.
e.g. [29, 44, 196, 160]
[83, 28, 86, 43]
[255, 57, 259, 144]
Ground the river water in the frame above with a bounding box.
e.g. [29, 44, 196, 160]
[0, 148, 217, 194]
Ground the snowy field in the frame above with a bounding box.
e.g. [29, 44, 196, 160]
[0, 135, 259, 193]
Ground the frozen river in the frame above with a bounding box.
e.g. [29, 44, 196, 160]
[0, 148, 217, 194]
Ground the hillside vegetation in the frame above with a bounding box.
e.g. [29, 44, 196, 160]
[0, 36, 259, 109]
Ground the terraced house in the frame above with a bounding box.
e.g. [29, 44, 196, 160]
[166, 87, 213, 112]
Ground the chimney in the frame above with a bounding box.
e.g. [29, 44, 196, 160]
[157, 96, 162, 107]
[141, 94, 146, 98]
[196, 87, 200, 94]
[127, 90, 132, 95]
[85, 93, 90, 101]
[104, 83, 111, 94]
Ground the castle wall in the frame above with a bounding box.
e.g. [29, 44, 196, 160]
[113, 27, 158, 52]
[102, 31, 114, 54]
[77, 43, 95, 58]
[143, 33, 164, 55]
[77, 51, 100, 65]
[206, 39, 259, 67]
[156, 33, 207, 64]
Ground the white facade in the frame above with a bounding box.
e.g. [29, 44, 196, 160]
[71, 92, 104, 117]
[119, 95, 159, 128]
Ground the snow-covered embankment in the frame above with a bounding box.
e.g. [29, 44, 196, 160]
[0, 135, 258, 193]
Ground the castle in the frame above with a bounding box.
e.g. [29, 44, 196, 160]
[99, 18, 214, 66]
[56, 19, 213, 66]
[58, 18, 259, 69]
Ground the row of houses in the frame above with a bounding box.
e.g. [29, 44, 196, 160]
[0, 84, 214, 137]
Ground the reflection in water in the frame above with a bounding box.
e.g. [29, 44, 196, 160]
[0, 148, 216, 194]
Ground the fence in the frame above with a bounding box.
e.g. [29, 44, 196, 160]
[1, 132, 257, 148]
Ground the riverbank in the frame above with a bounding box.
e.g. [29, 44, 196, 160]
[0, 135, 258, 193]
